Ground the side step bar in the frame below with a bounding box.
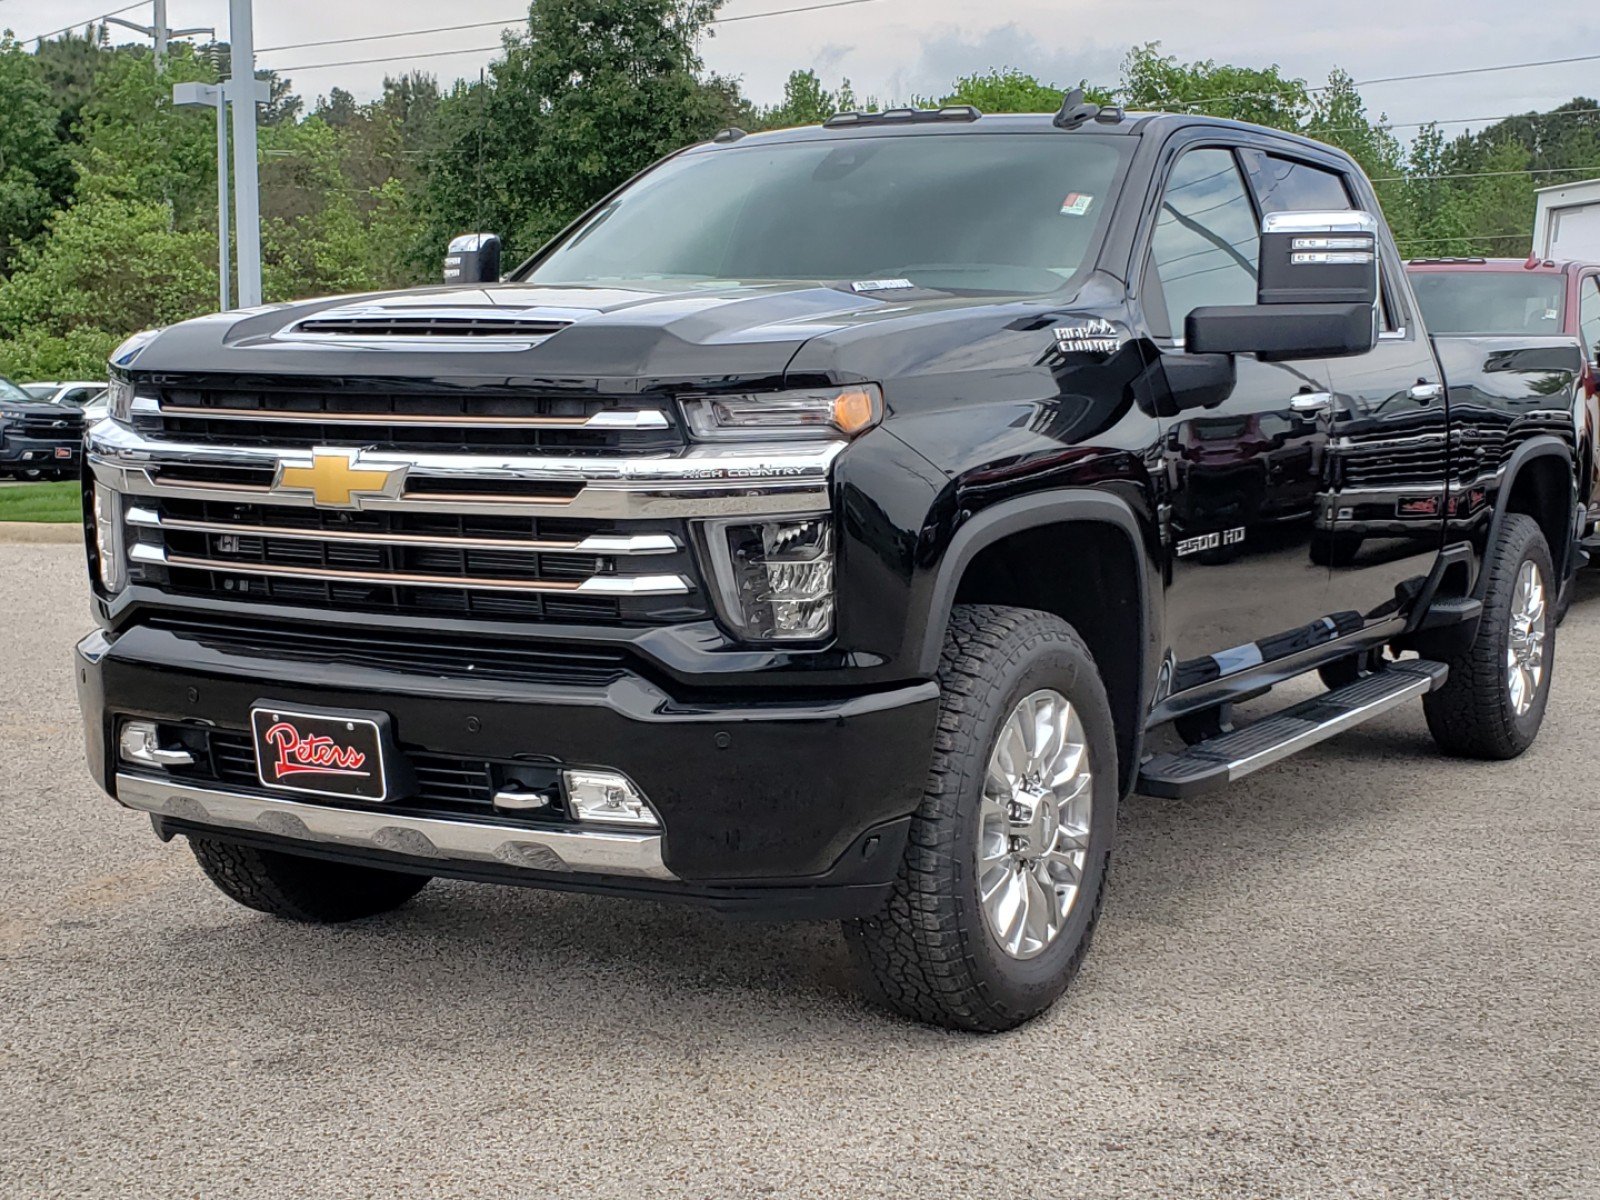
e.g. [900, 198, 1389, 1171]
[1138, 659, 1448, 799]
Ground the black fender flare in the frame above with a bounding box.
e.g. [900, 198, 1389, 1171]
[1475, 435, 1578, 597]
[915, 489, 1157, 795]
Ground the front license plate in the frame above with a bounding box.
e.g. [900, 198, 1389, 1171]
[54, 447, 72, 459]
[251, 706, 388, 801]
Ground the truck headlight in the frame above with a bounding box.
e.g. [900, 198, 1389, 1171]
[91, 484, 126, 594]
[681, 384, 880, 441]
[104, 375, 136, 425]
[704, 517, 835, 642]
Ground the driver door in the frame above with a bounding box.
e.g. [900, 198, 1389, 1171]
[1145, 146, 1344, 694]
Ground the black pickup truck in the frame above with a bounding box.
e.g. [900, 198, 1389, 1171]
[76, 100, 1584, 1031]
[1, 374, 84, 480]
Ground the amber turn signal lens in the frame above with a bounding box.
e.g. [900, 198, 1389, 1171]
[831, 388, 879, 436]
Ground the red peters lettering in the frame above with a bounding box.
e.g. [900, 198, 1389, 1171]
[264, 721, 370, 779]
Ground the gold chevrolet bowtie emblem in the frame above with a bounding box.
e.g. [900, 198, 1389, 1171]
[273, 448, 407, 509]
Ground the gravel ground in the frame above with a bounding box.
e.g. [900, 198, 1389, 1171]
[1, 541, 1596, 1199]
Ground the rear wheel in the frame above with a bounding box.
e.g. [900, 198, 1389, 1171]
[844, 604, 1117, 1032]
[189, 836, 431, 922]
[1424, 513, 1555, 759]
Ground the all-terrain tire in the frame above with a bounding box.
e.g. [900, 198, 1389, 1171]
[843, 604, 1118, 1032]
[1424, 513, 1555, 759]
[189, 836, 431, 922]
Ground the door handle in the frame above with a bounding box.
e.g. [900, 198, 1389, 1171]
[1409, 381, 1443, 403]
[1289, 392, 1333, 415]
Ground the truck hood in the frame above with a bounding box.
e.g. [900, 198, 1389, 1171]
[125, 280, 960, 384]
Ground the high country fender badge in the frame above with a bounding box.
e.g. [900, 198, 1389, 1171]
[1053, 318, 1123, 355]
[272, 447, 409, 509]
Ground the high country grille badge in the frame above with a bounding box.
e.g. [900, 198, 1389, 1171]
[271, 447, 408, 509]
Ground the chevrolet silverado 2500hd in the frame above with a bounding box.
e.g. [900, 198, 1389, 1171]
[77, 100, 1585, 1031]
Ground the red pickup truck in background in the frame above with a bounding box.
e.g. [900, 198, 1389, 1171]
[1407, 256, 1600, 549]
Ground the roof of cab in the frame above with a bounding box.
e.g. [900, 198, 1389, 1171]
[704, 110, 1363, 165]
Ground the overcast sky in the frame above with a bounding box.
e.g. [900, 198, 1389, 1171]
[8, 0, 1598, 139]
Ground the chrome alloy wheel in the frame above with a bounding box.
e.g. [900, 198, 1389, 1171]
[978, 689, 1094, 960]
[1506, 560, 1548, 717]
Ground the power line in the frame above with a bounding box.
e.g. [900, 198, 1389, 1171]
[258, 0, 889, 62]
[1163, 51, 1600, 114]
[21, 0, 146, 43]
[1371, 166, 1600, 183]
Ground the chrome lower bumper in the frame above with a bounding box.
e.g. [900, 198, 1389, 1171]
[115, 772, 676, 880]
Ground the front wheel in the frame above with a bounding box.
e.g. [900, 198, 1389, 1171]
[189, 836, 431, 922]
[1424, 513, 1555, 759]
[844, 605, 1117, 1032]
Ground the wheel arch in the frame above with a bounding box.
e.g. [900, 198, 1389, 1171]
[918, 491, 1157, 796]
[1478, 437, 1577, 597]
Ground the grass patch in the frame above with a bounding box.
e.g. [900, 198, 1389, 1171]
[0, 481, 81, 523]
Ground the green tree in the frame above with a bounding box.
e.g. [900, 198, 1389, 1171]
[1120, 42, 1307, 128]
[0, 36, 72, 275]
[419, 0, 743, 259]
[756, 69, 837, 128]
[939, 68, 1095, 113]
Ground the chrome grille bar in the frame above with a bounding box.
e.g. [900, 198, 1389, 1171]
[123, 506, 679, 556]
[130, 544, 691, 596]
[88, 421, 839, 519]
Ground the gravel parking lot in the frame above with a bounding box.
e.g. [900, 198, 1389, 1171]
[1, 539, 1596, 1199]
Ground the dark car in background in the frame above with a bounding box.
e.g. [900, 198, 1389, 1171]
[1408, 257, 1600, 544]
[0, 374, 85, 480]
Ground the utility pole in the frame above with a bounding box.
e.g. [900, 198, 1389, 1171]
[105, 0, 211, 72]
[227, 0, 264, 308]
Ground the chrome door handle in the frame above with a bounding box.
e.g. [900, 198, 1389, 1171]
[1289, 392, 1333, 415]
[1409, 381, 1443, 403]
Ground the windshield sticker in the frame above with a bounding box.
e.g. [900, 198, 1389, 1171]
[1054, 318, 1121, 354]
[851, 278, 916, 293]
[1059, 193, 1094, 217]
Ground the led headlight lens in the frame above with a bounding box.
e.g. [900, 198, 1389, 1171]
[681, 385, 880, 441]
[92, 483, 126, 594]
[104, 375, 135, 425]
[707, 517, 835, 642]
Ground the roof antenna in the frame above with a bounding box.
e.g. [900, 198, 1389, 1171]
[1053, 86, 1124, 130]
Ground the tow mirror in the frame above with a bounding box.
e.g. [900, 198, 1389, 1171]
[1187, 210, 1380, 361]
[444, 233, 502, 285]
[1257, 210, 1380, 307]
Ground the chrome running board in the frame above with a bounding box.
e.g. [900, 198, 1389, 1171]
[1137, 659, 1448, 799]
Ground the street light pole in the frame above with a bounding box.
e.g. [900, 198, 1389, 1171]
[227, 0, 263, 308]
[172, 81, 231, 311]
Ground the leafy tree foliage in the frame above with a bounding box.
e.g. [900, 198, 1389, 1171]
[418, 0, 742, 260]
[0, 37, 73, 273]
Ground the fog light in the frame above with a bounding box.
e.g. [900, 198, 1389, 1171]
[563, 769, 658, 827]
[118, 720, 194, 769]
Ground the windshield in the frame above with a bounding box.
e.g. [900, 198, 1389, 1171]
[19, 382, 53, 401]
[1408, 270, 1566, 336]
[524, 133, 1130, 295]
[1, 377, 37, 403]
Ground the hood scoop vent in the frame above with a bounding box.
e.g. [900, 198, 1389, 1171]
[284, 306, 572, 345]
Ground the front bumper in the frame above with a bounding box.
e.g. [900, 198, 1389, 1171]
[0, 435, 79, 471]
[76, 621, 939, 918]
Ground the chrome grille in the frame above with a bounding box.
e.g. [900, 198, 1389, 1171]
[125, 497, 703, 623]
